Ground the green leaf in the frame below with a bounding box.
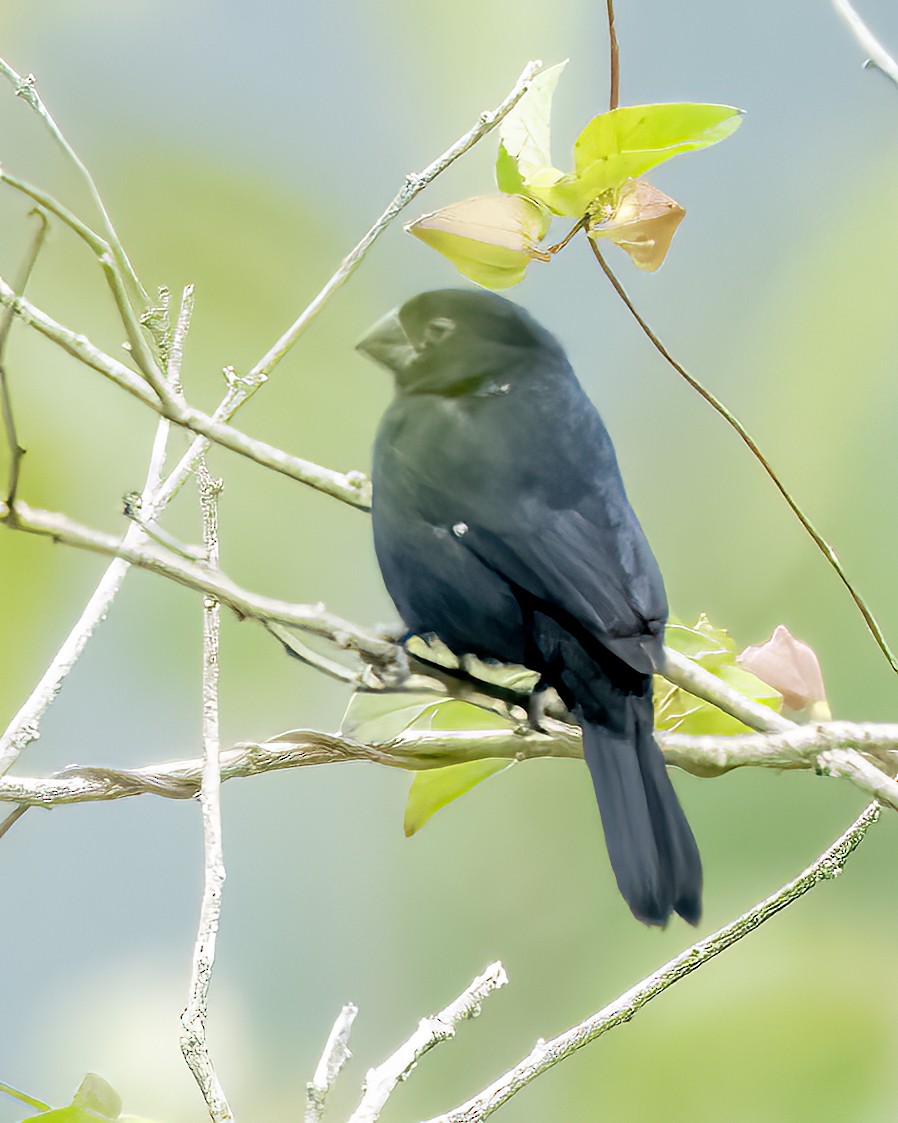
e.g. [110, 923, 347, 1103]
[496, 60, 568, 190]
[426, 698, 515, 732]
[430, 235, 533, 289]
[0, 1083, 51, 1114]
[495, 143, 525, 195]
[401, 697, 518, 832]
[342, 681, 521, 836]
[573, 102, 743, 175]
[406, 194, 551, 289]
[405, 758, 513, 836]
[529, 103, 743, 216]
[341, 688, 516, 744]
[22, 1109, 108, 1122]
[666, 616, 736, 670]
[21, 1074, 123, 1122]
[657, 614, 781, 735]
[70, 1075, 121, 1120]
[341, 690, 448, 743]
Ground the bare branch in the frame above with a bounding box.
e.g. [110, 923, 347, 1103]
[263, 620, 366, 687]
[348, 962, 508, 1123]
[1, 209, 50, 506]
[4, 721, 898, 811]
[0, 170, 107, 252]
[424, 803, 880, 1123]
[0, 498, 392, 659]
[247, 61, 543, 386]
[0, 282, 190, 778]
[134, 64, 545, 515]
[832, 0, 898, 89]
[0, 62, 546, 518]
[0, 56, 147, 303]
[0, 274, 371, 509]
[306, 1004, 358, 1123]
[0, 274, 158, 406]
[817, 747, 898, 809]
[167, 283, 195, 394]
[179, 463, 233, 1121]
[662, 648, 793, 734]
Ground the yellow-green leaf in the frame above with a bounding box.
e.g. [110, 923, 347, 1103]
[406, 194, 552, 289]
[530, 102, 743, 216]
[340, 690, 448, 743]
[666, 614, 736, 670]
[404, 758, 514, 836]
[495, 143, 526, 195]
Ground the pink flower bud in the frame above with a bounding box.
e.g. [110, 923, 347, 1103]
[737, 625, 829, 719]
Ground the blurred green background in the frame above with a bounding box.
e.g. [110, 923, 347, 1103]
[2, 1, 898, 1120]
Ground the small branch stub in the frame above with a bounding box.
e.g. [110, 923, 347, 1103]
[306, 1003, 359, 1123]
[179, 463, 233, 1122]
[347, 962, 508, 1123]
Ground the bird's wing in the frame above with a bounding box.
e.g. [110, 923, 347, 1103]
[454, 491, 666, 674]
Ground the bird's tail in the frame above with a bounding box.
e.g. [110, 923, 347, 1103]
[580, 696, 702, 926]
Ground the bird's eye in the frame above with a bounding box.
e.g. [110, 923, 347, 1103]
[423, 317, 456, 346]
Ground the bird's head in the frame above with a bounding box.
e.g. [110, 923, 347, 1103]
[356, 289, 565, 395]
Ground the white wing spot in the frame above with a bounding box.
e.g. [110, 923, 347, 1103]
[452, 522, 469, 537]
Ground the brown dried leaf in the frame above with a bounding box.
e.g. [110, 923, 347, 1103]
[588, 178, 685, 272]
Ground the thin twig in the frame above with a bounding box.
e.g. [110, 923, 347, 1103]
[0, 275, 371, 509]
[0, 170, 107, 252]
[0, 209, 49, 505]
[306, 1004, 359, 1123]
[245, 61, 543, 387]
[0, 286, 187, 779]
[606, 0, 620, 110]
[817, 747, 898, 809]
[262, 620, 365, 686]
[0, 57, 147, 304]
[140, 63, 545, 515]
[0, 497, 393, 659]
[546, 216, 587, 255]
[0, 804, 30, 839]
[0, 64, 544, 518]
[832, 0, 898, 89]
[180, 463, 233, 1122]
[4, 720, 898, 811]
[425, 802, 880, 1122]
[587, 238, 898, 677]
[348, 963, 508, 1123]
[0, 274, 160, 406]
[167, 284, 195, 395]
[662, 648, 793, 734]
[122, 505, 206, 561]
[0, 172, 180, 397]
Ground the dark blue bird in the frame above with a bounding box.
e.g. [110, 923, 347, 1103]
[358, 289, 701, 926]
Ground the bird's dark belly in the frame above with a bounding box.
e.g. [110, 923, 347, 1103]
[373, 518, 529, 666]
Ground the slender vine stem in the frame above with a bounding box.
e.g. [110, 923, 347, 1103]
[606, 0, 620, 110]
[0, 210, 49, 505]
[586, 237, 898, 676]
